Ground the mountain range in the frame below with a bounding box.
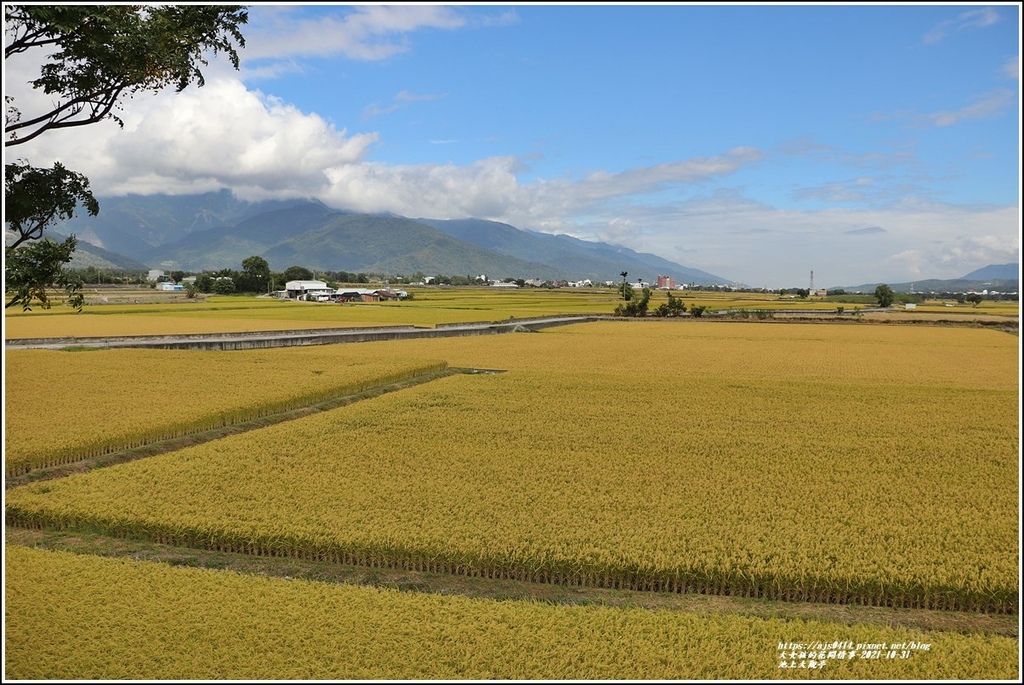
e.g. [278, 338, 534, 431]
[49, 191, 728, 284]
[844, 263, 1019, 294]
[37, 191, 1019, 292]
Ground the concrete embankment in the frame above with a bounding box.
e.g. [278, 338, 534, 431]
[4, 316, 609, 351]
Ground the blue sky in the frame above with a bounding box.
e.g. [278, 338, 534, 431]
[6, 3, 1020, 287]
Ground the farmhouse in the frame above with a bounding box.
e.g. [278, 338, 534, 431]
[335, 288, 406, 302]
[285, 280, 334, 300]
[336, 288, 382, 302]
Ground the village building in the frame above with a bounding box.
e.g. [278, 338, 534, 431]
[285, 280, 334, 300]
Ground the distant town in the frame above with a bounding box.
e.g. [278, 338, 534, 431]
[122, 263, 1017, 304]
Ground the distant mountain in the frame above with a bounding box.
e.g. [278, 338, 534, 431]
[259, 214, 564, 279]
[140, 207, 565, 278]
[417, 218, 728, 284]
[961, 263, 1018, 281]
[47, 230, 150, 271]
[56, 189, 332, 258]
[844, 275, 1019, 294]
[140, 202, 343, 271]
[49, 193, 730, 282]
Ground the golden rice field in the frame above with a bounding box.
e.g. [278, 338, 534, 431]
[6, 322, 1018, 613]
[6, 286, 1014, 339]
[3, 346, 446, 476]
[5, 545, 1018, 680]
[2, 288, 614, 339]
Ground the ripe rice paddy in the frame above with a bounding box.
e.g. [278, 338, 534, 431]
[5, 286, 1015, 339]
[5, 544, 1018, 680]
[6, 323, 1018, 614]
[4, 297, 1018, 679]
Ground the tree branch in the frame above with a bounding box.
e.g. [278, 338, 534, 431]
[6, 85, 125, 146]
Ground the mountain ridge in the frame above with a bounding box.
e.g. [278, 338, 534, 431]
[43, 193, 1015, 289]
[47, 194, 731, 283]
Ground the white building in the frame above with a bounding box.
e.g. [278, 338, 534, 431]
[285, 280, 333, 299]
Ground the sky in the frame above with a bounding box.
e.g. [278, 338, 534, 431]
[4, 3, 1021, 288]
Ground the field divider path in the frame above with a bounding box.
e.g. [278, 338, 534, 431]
[4, 365, 503, 489]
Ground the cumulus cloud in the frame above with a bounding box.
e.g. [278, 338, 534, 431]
[15, 79, 379, 198]
[321, 156, 523, 219]
[935, 233, 1020, 268]
[923, 7, 1000, 44]
[302, 146, 767, 228]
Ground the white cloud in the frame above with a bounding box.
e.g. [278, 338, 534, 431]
[642, 199, 1019, 287]
[362, 90, 448, 119]
[922, 89, 1015, 127]
[242, 5, 467, 62]
[1002, 55, 1019, 80]
[14, 79, 379, 198]
[923, 7, 1000, 44]
[321, 157, 524, 219]
[6, 56, 1016, 289]
[306, 146, 766, 227]
[780, 135, 919, 171]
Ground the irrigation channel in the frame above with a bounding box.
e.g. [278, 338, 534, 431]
[4, 315, 609, 351]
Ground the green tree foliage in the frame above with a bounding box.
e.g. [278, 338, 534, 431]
[4, 4, 247, 306]
[4, 236, 84, 311]
[3, 160, 100, 249]
[283, 265, 315, 283]
[194, 274, 214, 293]
[653, 292, 687, 317]
[238, 255, 271, 292]
[614, 286, 652, 317]
[212, 277, 235, 295]
[5, 5, 247, 146]
[874, 284, 895, 308]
